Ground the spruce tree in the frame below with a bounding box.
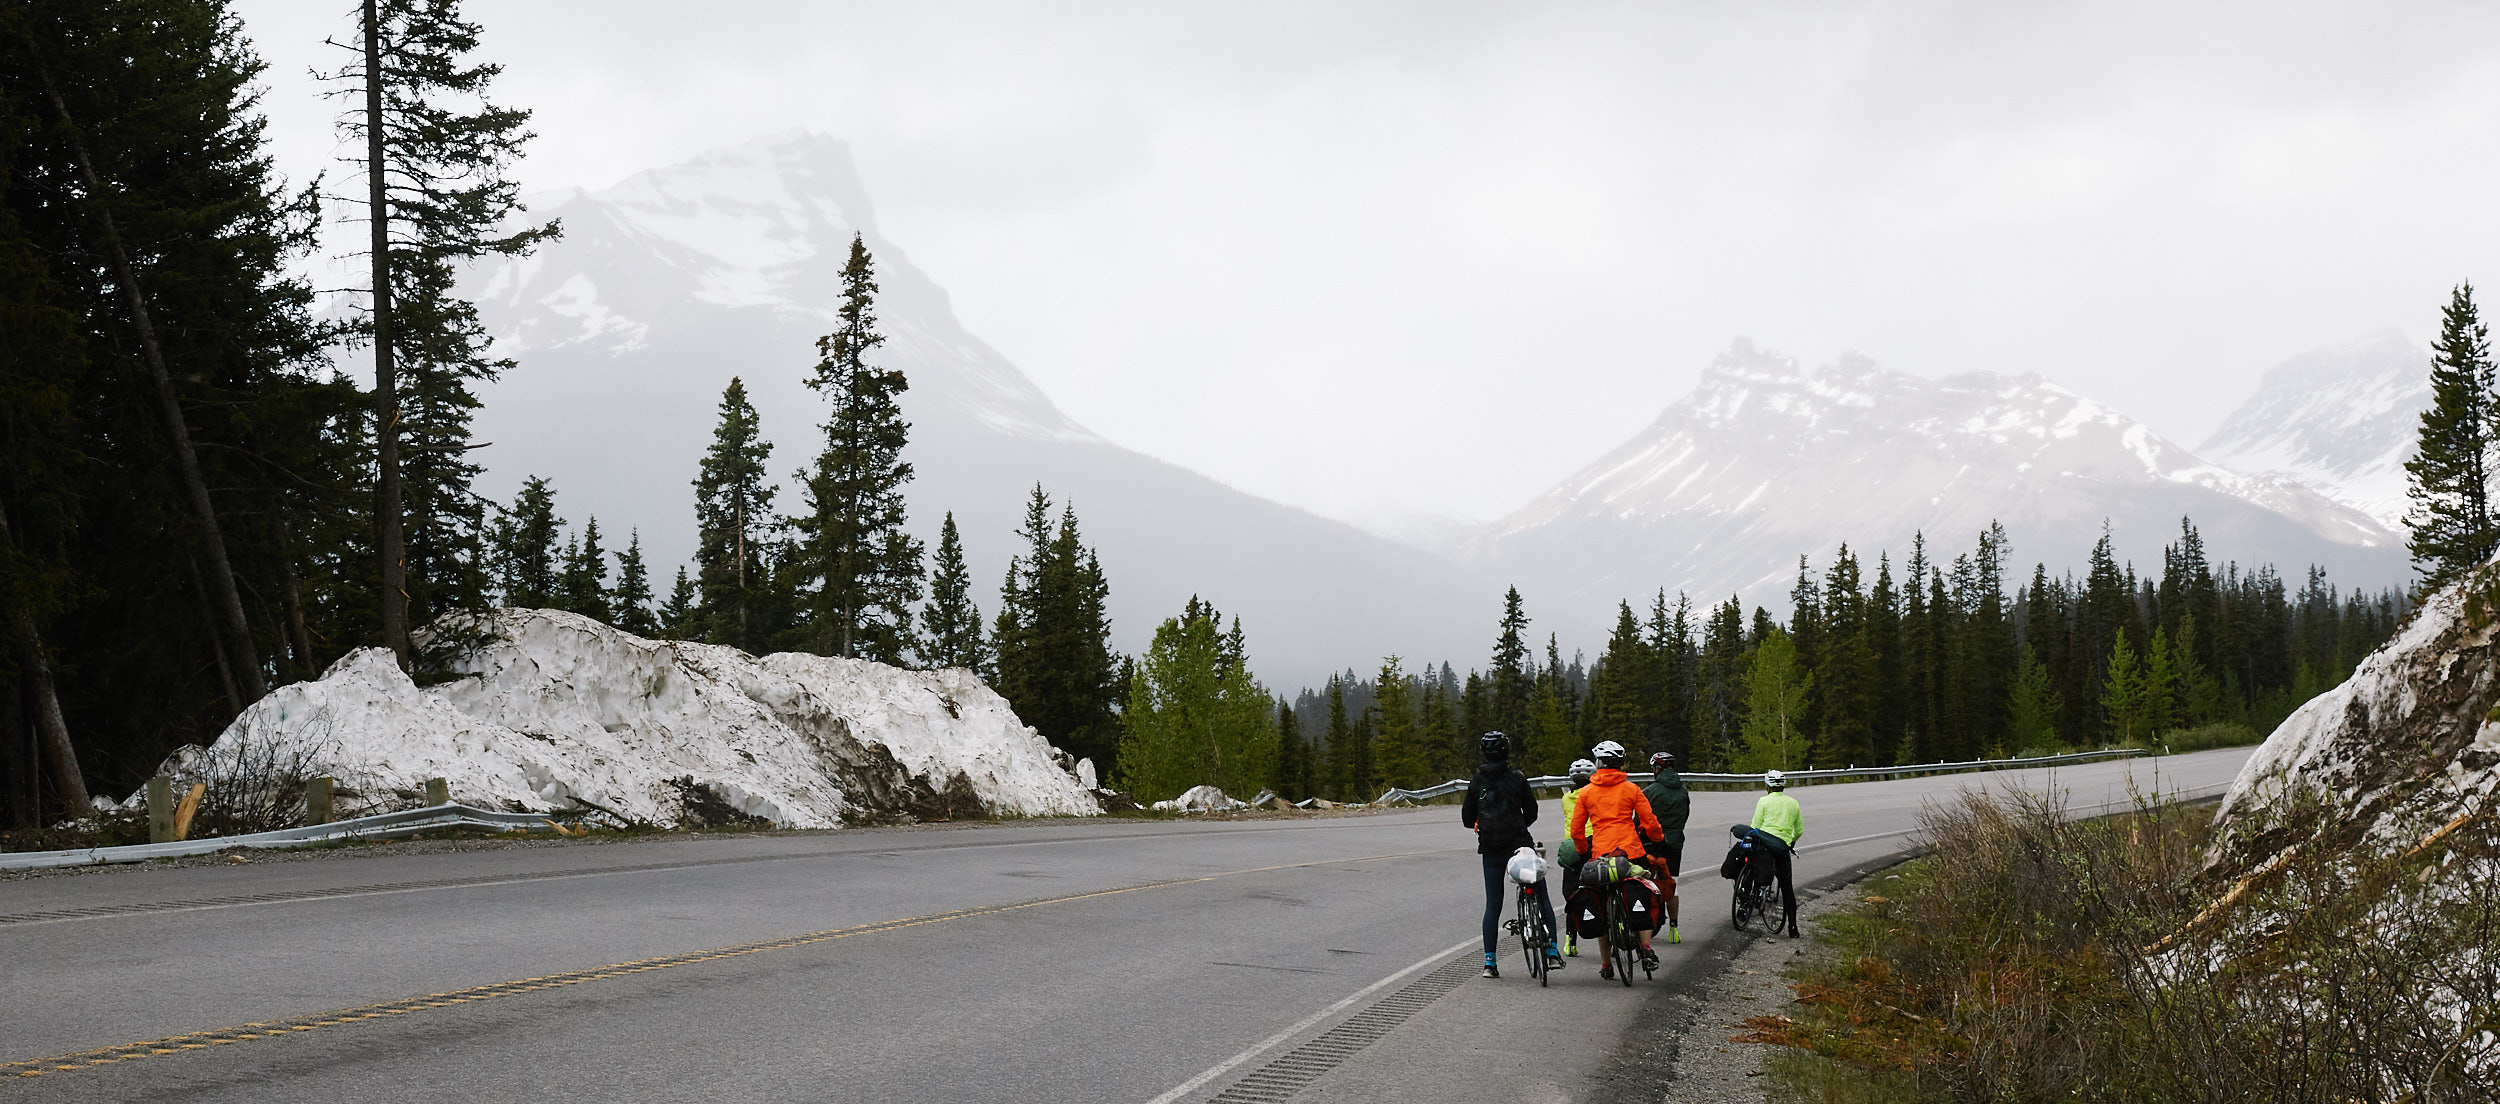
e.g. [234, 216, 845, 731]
[918, 511, 988, 671]
[990, 488, 1122, 773]
[1488, 586, 1532, 741]
[559, 517, 611, 622]
[657, 566, 698, 639]
[1370, 656, 1422, 789]
[792, 235, 921, 663]
[1272, 699, 1311, 800]
[692, 376, 777, 653]
[493, 476, 562, 609]
[2405, 283, 2498, 591]
[330, 0, 558, 664]
[610, 530, 655, 635]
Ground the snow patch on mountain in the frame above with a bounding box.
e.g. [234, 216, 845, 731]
[1464, 340, 2405, 622]
[148, 609, 1099, 828]
[2198, 329, 2429, 530]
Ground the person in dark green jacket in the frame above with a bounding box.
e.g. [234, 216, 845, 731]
[1643, 751, 1689, 943]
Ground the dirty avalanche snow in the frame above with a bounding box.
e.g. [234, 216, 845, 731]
[154, 609, 1099, 828]
[2216, 561, 2500, 863]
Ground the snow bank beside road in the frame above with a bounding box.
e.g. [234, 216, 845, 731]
[151, 609, 1099, 828]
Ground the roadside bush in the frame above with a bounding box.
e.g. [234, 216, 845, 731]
[1764, 790, 2498, 1103]
[2156, 721, 2263, 754]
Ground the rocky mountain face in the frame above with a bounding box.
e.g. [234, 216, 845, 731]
[461, 132, 1521, 691]
[1459, 340, 2409, 624]
[2196, 328, 2431, 531]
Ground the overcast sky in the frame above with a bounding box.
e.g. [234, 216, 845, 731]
[230, 0, 2500, 531]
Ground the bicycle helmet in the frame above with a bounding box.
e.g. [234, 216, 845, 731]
[1649, 751, 1676, 771]
[1764, 769, 1786, 790]
[1591, 740, 1627, 766]
[1568, 758, 1597, 784]
[1479, 731, 1510, 760]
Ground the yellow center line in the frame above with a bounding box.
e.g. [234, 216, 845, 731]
[4, 847, 1448, 1079]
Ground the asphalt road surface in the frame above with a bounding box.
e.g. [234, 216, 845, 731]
[0, 748, 2250, 1103]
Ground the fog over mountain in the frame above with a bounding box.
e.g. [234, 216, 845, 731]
[2197, 329, 2432, 531]
[462, 132, 1556, 692]
[1460, 341, 2410, 626]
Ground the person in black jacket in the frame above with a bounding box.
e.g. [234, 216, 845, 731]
[1642, 751, 1690, 944]
[1463, 731, 1559, 978]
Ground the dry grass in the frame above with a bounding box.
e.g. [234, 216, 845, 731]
[1765, 790, 2499, 1103]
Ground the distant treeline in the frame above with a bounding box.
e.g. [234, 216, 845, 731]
[1269, 519, 2406, 803]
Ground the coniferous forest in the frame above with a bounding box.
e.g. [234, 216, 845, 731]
[0, 1, 2472, 826]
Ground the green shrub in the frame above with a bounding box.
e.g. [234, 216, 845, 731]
[2156, 721, 2263, 753]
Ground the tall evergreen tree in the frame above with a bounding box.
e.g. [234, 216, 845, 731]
[657, 566, 697, 640]
[691, 376, 779, 653]
[991, 487, 1122, 773]
[610, 530, 655, 635]
[1272, 699, 1312, 800]
[493, 476, 561, 609]
[1488, 586, 1532, 742]
[2405, 282, 2499, 591]
[791, 235, 921, 663]
[917, 511, 987, 671]
[1370, 656, 1422, 789]
[558, 516, 610, 622]
[331, 0, 557, 664]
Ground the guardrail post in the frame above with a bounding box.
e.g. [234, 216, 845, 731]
[306, 777, 333, 825]
[424, 777, 449, 806]
[146, 775, 175, 843]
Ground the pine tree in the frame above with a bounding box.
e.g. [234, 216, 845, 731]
[2101, 633, 2156, 746]
[1588, 601, 1647, 750]
[2006, 644, 2059, 754]
[493, 477, 562, 609]
[991, 488, 1122, 773]
[658, 566, 698, 639]
[1736, 628, 1810, 772]
[690, 376, 778, 652]
[790, 236, 921, 663]
[1488, 586, 1532, 742]
[1370, 656, 1422, 789]
[610, 530, 655, 635]
[2405, 283, 2499, 591]
[917, 511, 987, 671]
[1272, 699, 1312, 800]
[330, 0, 557, 664]
[559, 517, 610, 622]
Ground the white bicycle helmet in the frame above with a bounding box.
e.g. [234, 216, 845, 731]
[1591, 740, 1628, 766]
[1764, 769, 1786, 790]
[1568, 758, 1597, 782]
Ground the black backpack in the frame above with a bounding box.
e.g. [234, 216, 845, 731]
[1475, 770, 1528, 850]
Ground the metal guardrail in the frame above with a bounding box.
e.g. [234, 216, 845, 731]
[1363, 747, 2147, 806]
[0, 803, 567, 872]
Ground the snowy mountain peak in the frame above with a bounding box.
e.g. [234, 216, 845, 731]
[2198, 329, 2428, 529]
[1463, 341, 2402, 621]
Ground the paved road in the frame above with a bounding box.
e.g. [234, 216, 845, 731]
[0, 749, 2249, 1102]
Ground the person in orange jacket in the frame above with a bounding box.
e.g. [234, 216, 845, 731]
[1567, 739, 1665, 975]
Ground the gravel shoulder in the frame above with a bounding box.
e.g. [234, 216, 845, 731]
[1595, 854, 1914, 1103]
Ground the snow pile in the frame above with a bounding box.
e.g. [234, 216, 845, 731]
[1151, 785, 1247, 812]
[2215, 563, 2500, 864]
[149, 609, 1099, 828]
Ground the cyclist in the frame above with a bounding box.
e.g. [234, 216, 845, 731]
[1463, 731, 1560, 978]
[1642, 751, 1688, 944]
[1746, 769, 1804, 937]
[1557, 758, 1596, 955]
[1567, 740, 1665, 977]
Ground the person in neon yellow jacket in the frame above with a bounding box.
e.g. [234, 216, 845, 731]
[1556, 759, 1596, 955]
[1748, 770, 1804, 937]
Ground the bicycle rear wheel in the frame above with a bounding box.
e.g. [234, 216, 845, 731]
[1518, 886, 1546, 982]
[1609, 894, 1635, 987]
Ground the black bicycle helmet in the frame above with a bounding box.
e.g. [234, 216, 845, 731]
[1479, 731, 1509, 760]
